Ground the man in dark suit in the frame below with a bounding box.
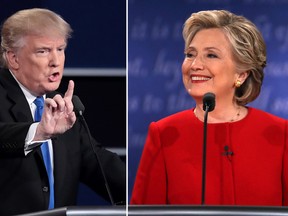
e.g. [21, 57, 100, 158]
[0, 8, 125, 216]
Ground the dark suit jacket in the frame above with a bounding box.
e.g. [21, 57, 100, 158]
[0, 68, 126, 216]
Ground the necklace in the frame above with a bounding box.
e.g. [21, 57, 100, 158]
[229, 106, 241, 122]
[194, 106, 241, 122]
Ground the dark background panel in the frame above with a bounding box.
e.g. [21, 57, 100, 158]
[0, 0, 126, 68]
[58, 76, 126, 149]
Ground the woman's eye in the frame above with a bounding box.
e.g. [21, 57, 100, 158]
[185, 53, 194, 58]
[207, 53, 217, 58]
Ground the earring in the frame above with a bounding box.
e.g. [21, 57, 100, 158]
[235, 80, 241, 88]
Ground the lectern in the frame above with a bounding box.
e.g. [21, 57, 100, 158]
[16, 206, 126, 216]
[128, 205, 288, 216]
[16, 205, 288, 216]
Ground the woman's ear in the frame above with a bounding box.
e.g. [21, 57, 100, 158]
[234, 71, 250, 88]
[238, 71, 250, 82]
[5, 50, 19, 70]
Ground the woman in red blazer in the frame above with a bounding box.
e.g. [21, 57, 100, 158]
[131, 10, 288, 205]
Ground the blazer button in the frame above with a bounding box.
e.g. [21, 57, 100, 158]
[43, 186, 49, 192]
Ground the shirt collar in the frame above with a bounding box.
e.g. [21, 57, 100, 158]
[8, 69, 46, 106]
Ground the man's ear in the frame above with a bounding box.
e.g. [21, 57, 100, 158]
[5, 50, 19, 70]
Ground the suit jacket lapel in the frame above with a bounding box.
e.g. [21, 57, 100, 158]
[0, 69, 45, 163]
[0, 69, 33, 122]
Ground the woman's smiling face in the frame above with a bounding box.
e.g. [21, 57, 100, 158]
[182, 28, 240, 103]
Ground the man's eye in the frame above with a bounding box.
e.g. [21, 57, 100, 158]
[37, 49, 48, 54]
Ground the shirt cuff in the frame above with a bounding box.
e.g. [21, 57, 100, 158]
[24, 122, 49, 155]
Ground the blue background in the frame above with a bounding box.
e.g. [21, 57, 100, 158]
[128, 0, 288, 202]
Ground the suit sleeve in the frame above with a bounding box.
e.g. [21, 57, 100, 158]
[130, 122, 167, 204]
[0, 122, 31, 156]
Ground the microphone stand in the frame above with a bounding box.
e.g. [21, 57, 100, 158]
[72, 95, 115, 205]
[78, 115, 115, 205]
[201, 92, 215, 205]
[201, 105, 209, 205]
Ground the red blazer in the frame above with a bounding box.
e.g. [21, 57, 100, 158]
[131, 107, 288, 205]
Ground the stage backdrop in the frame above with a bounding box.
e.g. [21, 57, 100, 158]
[0, 0, 126, 206]
[128, 0, 288, 201]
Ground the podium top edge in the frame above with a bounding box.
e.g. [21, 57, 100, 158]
[128, 205, 288, 215]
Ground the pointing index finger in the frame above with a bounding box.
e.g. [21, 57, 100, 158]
[64, 80, 75, 100]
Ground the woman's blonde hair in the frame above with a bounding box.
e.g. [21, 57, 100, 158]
[183, 10, 266, 105]
[1, 8, 72, 68]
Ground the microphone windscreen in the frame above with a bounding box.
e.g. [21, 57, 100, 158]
[72, 95, 85, 115]
[202, 92, 215, 112]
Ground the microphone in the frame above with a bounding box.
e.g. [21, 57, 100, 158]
[72, 95, 85, 116]
[202, 92, 215, 112]
[72, 95, 115, 205]
[201, 92, 215, 205]
[223, 145, 233, 161]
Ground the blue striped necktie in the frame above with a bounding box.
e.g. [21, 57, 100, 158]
[34, 96, 54, 209]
